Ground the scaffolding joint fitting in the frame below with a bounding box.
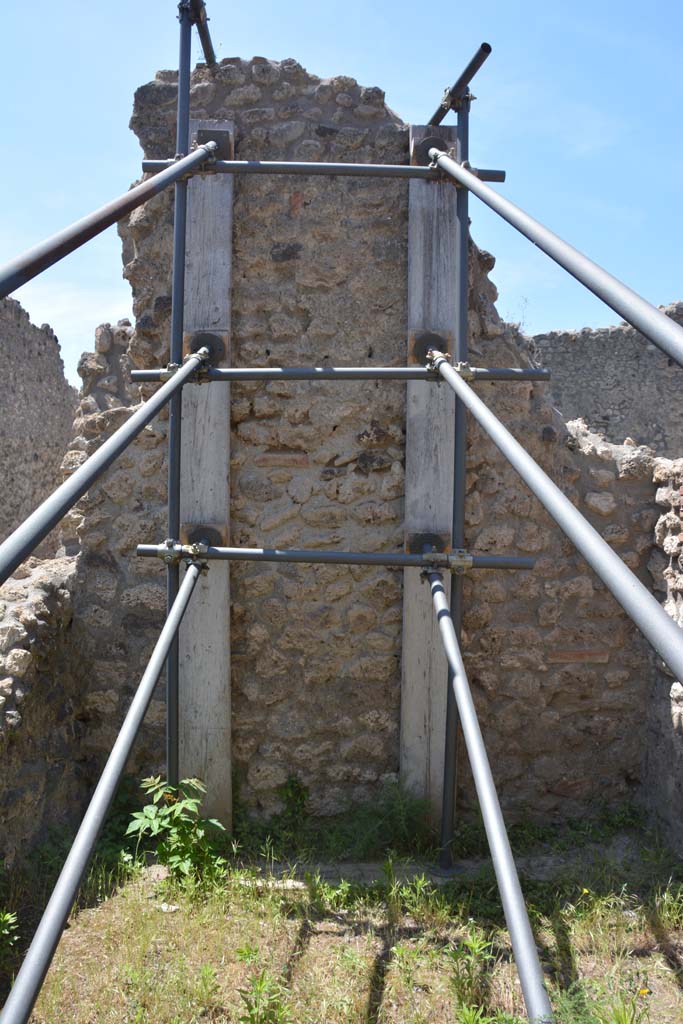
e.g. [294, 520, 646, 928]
[426, 348, 450, 372]
[454, 360, 475, 381]
[448, 548, 474, 574]
[159, 538, 184, 565]
[159, 362, 181, 382]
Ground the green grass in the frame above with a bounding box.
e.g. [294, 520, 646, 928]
[2, 781, 682, 1022]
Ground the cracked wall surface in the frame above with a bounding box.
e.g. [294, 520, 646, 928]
[1, 56, 682, 859]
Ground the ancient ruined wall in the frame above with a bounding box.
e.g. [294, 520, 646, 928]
[0, 556, 84, 865]
[56, 54, 658, 823]
[0, 299, 77, 548]
[529, 303, 683, 455]
[3, 57, 680, 861]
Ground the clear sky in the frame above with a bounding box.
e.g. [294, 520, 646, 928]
[2, 0, 682, 384]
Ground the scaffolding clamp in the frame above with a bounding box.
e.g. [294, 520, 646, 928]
[454, 361, 475, 381]
[158, 362, 181, 382]
[419, 548, 474, 578]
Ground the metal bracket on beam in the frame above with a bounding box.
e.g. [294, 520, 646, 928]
[156, 345, 211, 383]
[195, 128, 234, 163]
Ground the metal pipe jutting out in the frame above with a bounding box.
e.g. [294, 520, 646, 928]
[429, 147, 683, 370]
[130, 364, 550, 384]
[136, 543, 535, 572]
[0, 144, 217, 300]
[0, 561, 203, 1024]
[428, 572, 554, 1024]
[189, 0, 216, 65]
[430, 351, 683, 680]
[0, 351, 206, 587]
[428, 42, 492, 125]
[141, 158, 506, 182]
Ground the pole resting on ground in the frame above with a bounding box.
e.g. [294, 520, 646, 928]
[428, 571, 554, 1023]
[136, 541, 536, 573]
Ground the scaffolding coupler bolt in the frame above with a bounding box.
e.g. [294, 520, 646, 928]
[419, 548, 474, 578]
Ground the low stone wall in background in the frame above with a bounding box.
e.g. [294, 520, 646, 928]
[530, 303, 683, 455]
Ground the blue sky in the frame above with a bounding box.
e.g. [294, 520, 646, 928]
[2, 0, 682, 384]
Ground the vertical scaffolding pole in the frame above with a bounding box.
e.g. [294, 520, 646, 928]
[166, 0, 193, 787]
[440, 96, 470, 866]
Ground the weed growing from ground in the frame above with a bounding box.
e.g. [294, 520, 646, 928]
[126, 776, 226, 884]
[238, 969, 292, 1024]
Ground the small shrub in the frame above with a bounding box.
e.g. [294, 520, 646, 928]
[0, 910, 18, 969]
[238, 969, 292, 1024]
[126, 776, 226, 883]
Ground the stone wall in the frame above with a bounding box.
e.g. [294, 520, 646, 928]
[529, 303, 683, 455]
[0, 299, 77, 549]
[2, 56, 682, 859]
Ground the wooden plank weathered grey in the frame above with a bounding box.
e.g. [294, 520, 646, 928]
[178, 119, 233, 824]
[400, 125, 458, 818]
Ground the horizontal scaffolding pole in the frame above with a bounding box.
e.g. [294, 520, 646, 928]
[0, 144, 217, 299]
[429, 147, 683, 370]
[189, 0, 216, 66]
[430, 351, 683, 680]
[140, 158, 507, 183]
[137, 542, 535, 572]
[428, 571, 554, 1023]
[0, 350, 207, 588]
[0, 561, 202, 1024]
[428, 42, 492, 125]
[130, 364, 550, 383]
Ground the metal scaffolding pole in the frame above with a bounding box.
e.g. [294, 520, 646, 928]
[428, 571, 554, 1024]
[141, 158, 507, 182]
[440, 93, 470, 867]
[428, 43, 492, 125]
[429, 147, 683, 370]
[166, 0, 193, 789]
[431, 351, 683, 681]
[130, 364, 550, 383]
[0, 351, 206, 587]
[137, 543, 535, 572]
[0, 561, 203, 1024]
[0, 144, 216, 300]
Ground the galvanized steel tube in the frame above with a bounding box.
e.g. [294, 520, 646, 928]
[141, 158, 509, 183]
[190, 0, 216, 65]
[432, 352, 683, 680]
[428, 571, 554, 1024]
[0, 353, 204, 587]
[0, 145, 216, 299]
[130, 365, 550, 383]
[429, 148, 683, 369]
[136, 544, 535, 571]
[428, 43, 492, 125]
[0, 562, 202, 1024]
[440, 97, 470, 866]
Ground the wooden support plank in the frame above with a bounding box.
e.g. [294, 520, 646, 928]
[400, 125, 458, 819]
[178, 119, 233, 824]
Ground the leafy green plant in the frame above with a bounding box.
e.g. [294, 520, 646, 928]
[445, 927, 496, 1007]
[594, 994, 650, 1024]
[125, 776, 226, 882]
[238, 969, 292, 1024]
[0, 910, 18, 968]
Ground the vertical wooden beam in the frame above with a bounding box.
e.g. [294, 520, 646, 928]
[178, 119, 233, 823]
[400, 125, 458, 819]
